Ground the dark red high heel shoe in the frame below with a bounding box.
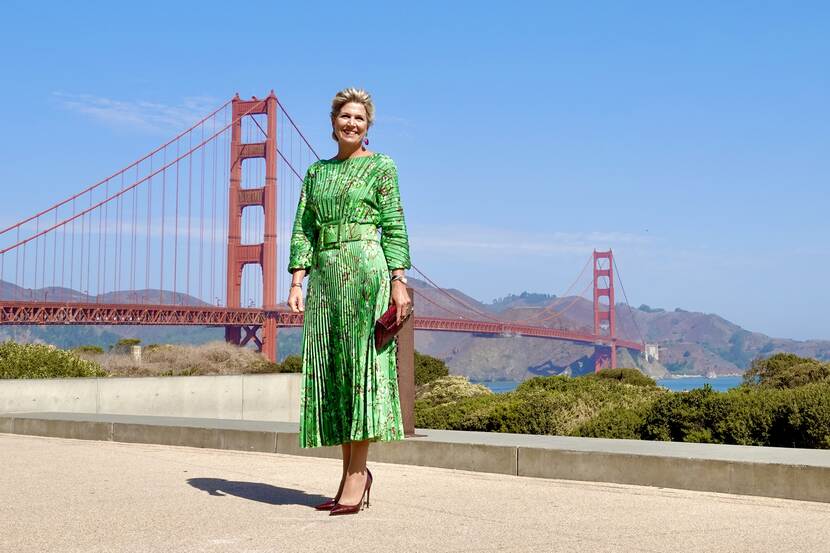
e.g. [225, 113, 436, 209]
[314, 473, 350, 510]
[314, 498, 337, 511]
[329, 468, 373, 516]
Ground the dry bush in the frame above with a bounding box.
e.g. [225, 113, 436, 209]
[416, 375, 493, 406]
[78, 341, 278, 377]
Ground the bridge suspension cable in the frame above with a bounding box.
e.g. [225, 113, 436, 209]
[0, 99, 233, 240]
[409, 253, 596, 327]
[411, 288, 478, 319]
[0, 91, 644, 367]
[506, 253, 594, 324]
[409, 264, 504, 323]
[612, 256, 645, 345]
[0, 113, 239, 254]
[530, 278, 595, 323]
[0, 94, 320, 309]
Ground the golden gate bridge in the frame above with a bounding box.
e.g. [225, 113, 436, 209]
[0, 92, 646, 372]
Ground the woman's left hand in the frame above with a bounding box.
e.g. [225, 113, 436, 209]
[390, 281, 412, 325]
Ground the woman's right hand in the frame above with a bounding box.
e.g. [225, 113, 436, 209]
[287, 285, 305, 312]
[287, 270, 306, 312]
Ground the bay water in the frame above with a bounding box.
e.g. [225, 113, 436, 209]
[474, 375, 744, 394]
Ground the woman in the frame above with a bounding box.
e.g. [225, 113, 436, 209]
[286, 87, 412, 516]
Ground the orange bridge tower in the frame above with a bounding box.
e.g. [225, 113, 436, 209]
[593, 249, 617, 372]
[224, 93, 279, 362]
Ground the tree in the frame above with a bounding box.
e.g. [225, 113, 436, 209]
[278, 355, 303, 373]
[743, 352, 830, 389]
[111, 338, 141, 354]
[415, 351, 449, 385]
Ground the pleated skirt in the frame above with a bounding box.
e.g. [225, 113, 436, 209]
[298, 237, 405, 448]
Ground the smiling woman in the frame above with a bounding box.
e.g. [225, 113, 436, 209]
[330, 88, 375, 144]
[286, 87, 412, 516]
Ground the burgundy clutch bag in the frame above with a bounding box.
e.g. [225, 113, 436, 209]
[374, 303, 412, 351]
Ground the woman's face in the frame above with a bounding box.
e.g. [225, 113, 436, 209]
[333, 102, 369, 146]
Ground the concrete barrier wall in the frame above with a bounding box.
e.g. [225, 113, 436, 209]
[0, 377, 99, 414]
[6, 411, 830, 503]
[0, 374, 302, 422]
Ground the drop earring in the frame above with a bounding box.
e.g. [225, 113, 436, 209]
[363, 134, 369, 146]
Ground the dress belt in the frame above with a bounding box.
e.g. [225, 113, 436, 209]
[317, 222, 379, 251]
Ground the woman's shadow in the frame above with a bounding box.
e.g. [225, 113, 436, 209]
[187, 478, 328, 507]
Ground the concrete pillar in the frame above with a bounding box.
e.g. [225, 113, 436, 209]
[396, 287, 416, 437]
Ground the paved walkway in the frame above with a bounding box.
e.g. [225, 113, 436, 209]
[2, 433, 829, 553]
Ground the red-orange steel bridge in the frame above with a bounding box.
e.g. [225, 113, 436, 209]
[0, 92, 643, 371]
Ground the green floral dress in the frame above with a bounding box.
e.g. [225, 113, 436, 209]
[288, 152, 411, 448]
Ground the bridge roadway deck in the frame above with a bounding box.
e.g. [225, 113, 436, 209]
[3, 430, 830, 553]
[0, 301, 643, 349]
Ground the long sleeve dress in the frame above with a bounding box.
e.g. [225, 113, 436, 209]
[288, 152, 411, 448]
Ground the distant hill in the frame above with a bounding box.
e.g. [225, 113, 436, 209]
[622, 305, 830, 377]
[1, 279, 827, 379]
[490, 291, 557, 313]
[3, 285, 211, 306]
[0, 283, 302, 360]
[412, 283, 664, 380]
[411, 281, 830, 381]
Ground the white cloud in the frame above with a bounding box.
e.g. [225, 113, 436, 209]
[409, 223, 654, 257]
[53, 93, 220, 134]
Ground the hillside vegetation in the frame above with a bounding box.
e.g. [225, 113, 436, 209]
[0, 339, 301, 378]
[5, 338, 829, 449]
[415, 353, 830, 449]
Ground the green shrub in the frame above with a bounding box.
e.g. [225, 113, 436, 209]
[416, 375, 664, 436]
[277, 355, 303, 373]
[414, 355, 830, 449]
[742, 353, 830, 389]
[110, 338, 141, 354]
[416, 375, 492, 407]
[248, 359, 281, 374]
[586, 368, 656, 387]
[641, 385, 721, 443]
[244, 354, 302, 375]
[72, 345, 104, 355]
[782, 383, 830, 448]
[574, 406, 648, 440]
[414, 351, 449, 385]
[640, 382, 830, 448]
[416, 392, 553, 434]
[0, 341, 105, 379]
[515, 375, 587, 394]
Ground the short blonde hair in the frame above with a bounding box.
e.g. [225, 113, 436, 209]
[330, 87, 375, 141]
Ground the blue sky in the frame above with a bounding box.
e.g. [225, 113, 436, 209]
[1, 1, 828, 340]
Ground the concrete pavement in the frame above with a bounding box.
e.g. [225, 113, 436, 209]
[4, 412, 830, 503]
[2, 433, 829, 553]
